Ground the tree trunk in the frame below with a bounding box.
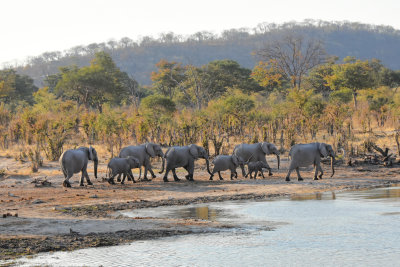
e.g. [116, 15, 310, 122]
[352, 90, 358, 110]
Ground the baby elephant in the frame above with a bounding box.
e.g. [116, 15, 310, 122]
[245, 161, 269, 179]
[210, 155, 244, 180]
[107, 156, 140, 185]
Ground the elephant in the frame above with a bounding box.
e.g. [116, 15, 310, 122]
[107, 156, 140, 184]
[209, 155, 244, 180]
[285, 142, 335, 182]
[245, 161, 269, 179]
[233, 142, 280, 177]
[59, 146, 98, 187]
[118, 143, 164, 181]
[160, 144, 212, 182]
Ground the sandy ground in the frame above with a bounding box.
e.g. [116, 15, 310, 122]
[1, 155, 400, 260]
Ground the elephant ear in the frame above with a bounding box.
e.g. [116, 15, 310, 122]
[231, 155, 239, 166]
[260, 142, 270, 154]
[319, 143, 329, 157]
[189, 144, 199, 159]
[145, 143, 156, 157]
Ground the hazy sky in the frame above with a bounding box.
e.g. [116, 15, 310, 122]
[1, 0, 399, 66]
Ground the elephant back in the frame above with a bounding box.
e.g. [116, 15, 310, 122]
[233, 143, 260, 162]
[119, 146, 146, 164]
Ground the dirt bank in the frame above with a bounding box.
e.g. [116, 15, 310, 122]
[1, 156, 399, 260]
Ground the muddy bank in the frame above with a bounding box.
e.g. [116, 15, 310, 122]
[54, 179, 398, 218]
[0, 228, 210, 261]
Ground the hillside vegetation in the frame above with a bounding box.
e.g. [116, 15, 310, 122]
[8, 20, 400, 86]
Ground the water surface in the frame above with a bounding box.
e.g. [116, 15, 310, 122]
[5, 186, 400, 267]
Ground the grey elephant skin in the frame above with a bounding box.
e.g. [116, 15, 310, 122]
[59, 146, 98, 187]
[119, 143, 164, 180]
[209, 155, 243, 180]
[286, 142, 335, 182]
[160, 144, 212, 182]
[107, 156, 140, 184]
[245, 161, 269, 179]
[233, 142, 280, 177]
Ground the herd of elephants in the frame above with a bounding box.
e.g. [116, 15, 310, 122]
[59, 142, 336, 187]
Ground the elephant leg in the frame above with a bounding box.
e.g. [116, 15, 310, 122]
[240, 164, 246, 178]
[261, 170, 266, 179]
[121, 172, 126, 184]
[262, 161, 272, 176]
[116, 173, 122, 182]
[80, 172, 85, 186]
[209, 170, 215, 180]
[143, 165, 150, 181]
[84, 171, 93, 186]
[253, 170, 258, 179]
[285, 168, 293, 182]
[183, 165, 191, 180]
[313, 165, 319, 180]
[317, 164, 324, 179]
[230, 170, 235, 180]
[148, 165, 157, 179]
[163, 167, 171, 182]
[108, 173, 117, 185]
[63, 172, 73, 187]
[234, 171, 238, 179]
[128, 170, 136, 183]
[296, 167, 303, 181]
[187, 162, 195, 181]
[218, 171, 223, 180]
[172, 168, 181, 182]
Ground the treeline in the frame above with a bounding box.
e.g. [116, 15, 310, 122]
[1, 39, 400, 168]
[7, 20, 400, 86]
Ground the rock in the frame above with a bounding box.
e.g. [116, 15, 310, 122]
[32, 199, 45, 204]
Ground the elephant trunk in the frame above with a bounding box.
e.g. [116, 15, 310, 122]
[330, 155, 335, 177]
[205, 158, 212, 175]
[277, 155, 280, 170]
[94, 159, 98, 179]
[159, 156, 165, 174]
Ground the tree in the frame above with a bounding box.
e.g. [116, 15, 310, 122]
[325, 57, 373, 109]
[257, 33, 326, 88]
[151, 60, 185, 99]
[55, 52, 131, 112]
[0, 69, 37, 105]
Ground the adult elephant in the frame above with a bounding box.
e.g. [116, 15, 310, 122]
[119, 143, 164, 181]
[233, 142, 280, 177]
[286, 142, 335, 182]
[59, 146, 98, 187]
[160, 144, 212, 182]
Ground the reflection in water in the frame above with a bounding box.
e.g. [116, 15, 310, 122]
[175, 206, 219, 221]
[290, 191, 336, 201]
[3, 186, 400, 267]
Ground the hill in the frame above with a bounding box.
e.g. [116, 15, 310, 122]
[11, 20, 400, 86]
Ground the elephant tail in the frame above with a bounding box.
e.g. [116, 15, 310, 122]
[60, 154, 68, 178]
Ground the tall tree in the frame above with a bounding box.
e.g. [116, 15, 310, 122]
[0, 69, 37, 105]
[151, 60, 185, 99]
[55, 52, 132, 112]
[257, 33, 326, 88]
[325, 57, 373, 109]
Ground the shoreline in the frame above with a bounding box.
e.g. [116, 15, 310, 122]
[1, 179, 399, 261]
[1, 156, 400, 261]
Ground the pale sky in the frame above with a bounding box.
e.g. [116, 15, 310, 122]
[1, 0, 400, 66]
